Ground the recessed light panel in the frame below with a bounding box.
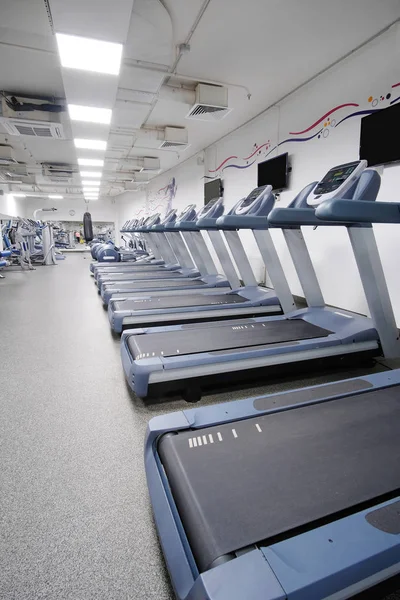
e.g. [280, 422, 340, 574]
[80, 171, 102, 178]
[48, 194, 63, 199]
[77, 158, 104, 167]
[82, 181, 101, 187]
[56, 33, 122, 75]
[74, 139, 107, 151]
[69, 104, 112, 125]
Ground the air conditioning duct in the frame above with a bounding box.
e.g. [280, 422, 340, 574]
[186, 84, 232, 121]
[158, 126, 189, 150]
[0, 145, 18, 164]
[1, 118, 64, 139]
[141, 157, 160, 173]
[42, 163, 75, 183]
[0, 96, 64, 138]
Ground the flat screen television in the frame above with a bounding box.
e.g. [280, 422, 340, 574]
[204, 178, 223, 205]
[359, 102, 400, 167]
[257, 152, 289, 191]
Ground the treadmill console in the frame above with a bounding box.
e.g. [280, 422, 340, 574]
[197, 196, 224, 218]
[308, 160, 367, 206]
[160, 209, 177, 225]
[145, 213, 161, 227]
[234, 185, 273, 214]
[178, 204, 197, 221]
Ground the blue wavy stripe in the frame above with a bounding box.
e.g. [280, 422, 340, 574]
[335, 109, 382, 126]
[264, 129, 323, 158]
[390, 95, 400, 105]
[202, 175, 217, 180]
[222, 159, 257, 171]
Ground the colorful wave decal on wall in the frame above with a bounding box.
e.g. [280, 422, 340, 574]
[204, 82, 400, 179]
[209, 156, 238, 173]
[263, 129, 323, 159]
[288, 103, 359, 135]
[223, 159, 257, 171]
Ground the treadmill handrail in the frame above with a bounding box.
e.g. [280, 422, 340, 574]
[316, 199, 400, 224]
[196, 217, 220, 230]
[268, 207, 346, 228]
[215, 215, 270, 230]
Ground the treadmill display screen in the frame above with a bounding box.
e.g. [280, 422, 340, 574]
[161, 209, 176, 224]
[198, 196, 219, 216]
[179, 204, 195, 219]
[236, 185, 270, 213]
[313, 161, 359, 195]
[146, 213, 160, 226]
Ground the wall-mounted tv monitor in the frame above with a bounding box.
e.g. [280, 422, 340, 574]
[257, 152, 289, 191]
[204, 178, 223, 205]
[360, 102, 400, 167]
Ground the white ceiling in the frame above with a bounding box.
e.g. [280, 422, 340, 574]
[0, 0, 399, 201]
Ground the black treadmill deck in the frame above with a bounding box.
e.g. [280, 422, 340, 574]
[105, 279, 206, 290]
[158, 386, 400, 572]
[115, 292, 247, 314]
[127, 318, 331, 358]
[99, 271, 183, 281]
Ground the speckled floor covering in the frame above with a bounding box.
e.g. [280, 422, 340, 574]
[1, 254, 399, 599]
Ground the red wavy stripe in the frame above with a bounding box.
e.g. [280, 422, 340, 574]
[243, 142, 271, 160]
[392, 82, 400, 88]
[289, 103, 359, 134]
[157, 184, 169, 193]
[209, 155, 238, 173]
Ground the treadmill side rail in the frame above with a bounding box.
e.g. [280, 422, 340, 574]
[263, 497, 400, 600]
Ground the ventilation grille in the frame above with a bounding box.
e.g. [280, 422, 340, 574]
[42, 163, 74, 183]
[186, 103, 232, 122]
[159, 140, 188, 149]
[1, 119, 65, 139]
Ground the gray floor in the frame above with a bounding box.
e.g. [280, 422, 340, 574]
[0, 254, 398, 599]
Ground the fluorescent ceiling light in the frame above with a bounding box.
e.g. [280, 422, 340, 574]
[56, 33, 122, 75]
[74, 139, 107, 151]
[77, 158, 104, 167]
[69, 104, 112, 125]
[82, 181, 100, 187]
[48, 194, 63, 199]
[13, 193, 26, 197]
[80, 171, 102, 178]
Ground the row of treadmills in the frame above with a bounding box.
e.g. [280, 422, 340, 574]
[90, 160, 400, 600]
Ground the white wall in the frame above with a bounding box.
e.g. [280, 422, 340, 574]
[22, 197, 118, 226]
[0, 190, 25, 218]
[112, 24, 400, 320]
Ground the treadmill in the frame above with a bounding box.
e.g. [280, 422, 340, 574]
[94, 210, 192, 284]
[100, 199, 232, 306]
[110, 185, 292, 333]
[90, 217, 156, 274]
[120, 161, 400, 401]
[145, 367, 400, 600]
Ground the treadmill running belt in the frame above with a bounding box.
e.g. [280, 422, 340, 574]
[106, 279, 206, 290]
[115, 293, 246, 313]
[127, 319, 331, 358]
[100, 271, 184, 280]
[158, 387, 400, 572]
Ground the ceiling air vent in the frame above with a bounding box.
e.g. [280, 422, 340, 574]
[140, 157, 161, 174]
[42, 163, 74, 183]
[159, 126, 189, 150]
[0, 145, 18, 164]
[0, 118, 65, 139]
[186, 84, 232, 122]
